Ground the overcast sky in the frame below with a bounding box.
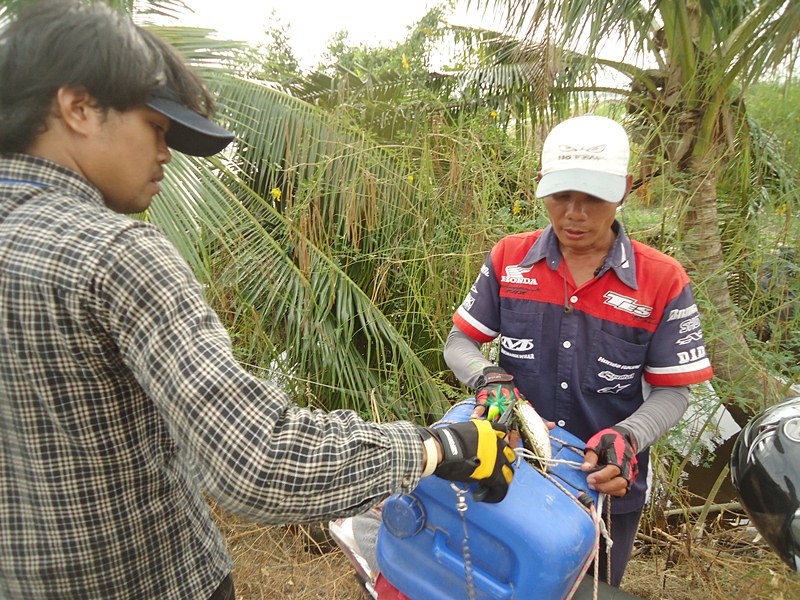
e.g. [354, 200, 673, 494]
[163, 0, 503, 68]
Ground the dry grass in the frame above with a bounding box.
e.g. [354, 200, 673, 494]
[212, 504, 366, 599]
[211, 503, 800, 600]
[623, 523, 800, 600]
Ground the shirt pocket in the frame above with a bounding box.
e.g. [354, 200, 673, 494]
[581, 328, 647, 400]
[498, 308, 543, 377]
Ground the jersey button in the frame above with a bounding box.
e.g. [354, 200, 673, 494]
[563, 340, 572, 349]
[560, 382, 568, 389]
[569, 295, 578, 304]
[557, 420, 566, 427]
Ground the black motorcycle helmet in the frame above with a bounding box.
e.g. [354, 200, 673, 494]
[730, 395, 800, 571]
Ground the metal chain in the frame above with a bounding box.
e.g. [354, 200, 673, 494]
[453, 484, 478, 600]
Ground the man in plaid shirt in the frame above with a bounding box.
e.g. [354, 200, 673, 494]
[0, 2, 516, 598]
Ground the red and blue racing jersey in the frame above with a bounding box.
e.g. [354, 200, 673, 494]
[453, 223, 714, 512]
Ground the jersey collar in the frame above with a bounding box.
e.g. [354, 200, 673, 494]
[519, 221, 638, 290]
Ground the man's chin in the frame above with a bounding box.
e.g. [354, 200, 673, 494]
[105, 195, 153, 215]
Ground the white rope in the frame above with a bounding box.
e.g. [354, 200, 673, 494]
[513, 446, 584, 470]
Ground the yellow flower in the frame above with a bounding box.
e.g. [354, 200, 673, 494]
[407, 175, 414, 183]
[491, 110, 498, 119]
[270, 188, 281, 202]
[402, 53, 410, 70]
[513, 200, 521, 215]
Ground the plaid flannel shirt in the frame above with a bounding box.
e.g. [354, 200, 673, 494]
[0, 154, 422, 599]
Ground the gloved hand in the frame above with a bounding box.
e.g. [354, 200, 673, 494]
[474, 366, 525, 422]
[584, 426, 639, 487]
[419, 420, 517, 503]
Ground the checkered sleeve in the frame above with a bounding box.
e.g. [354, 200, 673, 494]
[96, 226, 423, 522]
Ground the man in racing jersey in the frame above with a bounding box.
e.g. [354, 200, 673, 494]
[445, 114, 714, 586]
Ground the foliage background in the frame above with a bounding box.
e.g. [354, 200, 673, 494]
[1, 0, 798, 597]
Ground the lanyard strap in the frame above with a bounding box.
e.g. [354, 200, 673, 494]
[0, 179, 48, 188]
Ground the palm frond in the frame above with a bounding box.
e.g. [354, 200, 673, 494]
[150, 74, 451, 420]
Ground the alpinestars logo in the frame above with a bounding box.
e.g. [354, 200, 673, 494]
[598, 383, 631, 394]
[603, 291, 653, 318]
[501, 265, 538, 286]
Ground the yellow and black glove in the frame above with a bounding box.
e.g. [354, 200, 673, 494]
[419, 420, 516, 503]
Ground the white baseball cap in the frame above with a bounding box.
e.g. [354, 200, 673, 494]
[535, 115, 630, 203]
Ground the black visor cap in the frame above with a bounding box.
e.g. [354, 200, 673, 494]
[145, 86, 235, 157]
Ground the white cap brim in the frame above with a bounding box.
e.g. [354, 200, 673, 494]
[535, 168, 626, 203]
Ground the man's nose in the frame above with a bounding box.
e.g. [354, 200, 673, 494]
[565, 199, 587, 218]
[158, 141, 172, 165]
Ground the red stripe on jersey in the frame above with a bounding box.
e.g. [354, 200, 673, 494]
[646, 365, 714, 386]
[452, 310, 495, 344]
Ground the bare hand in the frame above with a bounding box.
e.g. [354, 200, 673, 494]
[507, 419, 555, 449]
[469, 404, 487, 420]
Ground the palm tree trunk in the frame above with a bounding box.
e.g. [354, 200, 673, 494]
[681, 153, 786, 422]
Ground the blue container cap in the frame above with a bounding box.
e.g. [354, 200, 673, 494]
[383, 493, 426, 539]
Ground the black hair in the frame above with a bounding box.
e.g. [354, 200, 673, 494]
[0, 0, 214, 153]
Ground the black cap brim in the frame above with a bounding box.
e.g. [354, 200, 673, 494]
[146, 87, 235, 157]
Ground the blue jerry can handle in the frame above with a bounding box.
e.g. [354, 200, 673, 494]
[431, 529, 513, 600]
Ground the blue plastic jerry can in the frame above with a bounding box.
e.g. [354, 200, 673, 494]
[376, 400, 599, 600]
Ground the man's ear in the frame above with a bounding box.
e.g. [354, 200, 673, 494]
[54, 86, 98, 136]
[624, 174, 633, 198]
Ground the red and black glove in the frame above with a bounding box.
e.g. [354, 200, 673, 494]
[419, 420, 517, 503]
[585, 426, 639, 487]
[474, 366, 525, 422]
